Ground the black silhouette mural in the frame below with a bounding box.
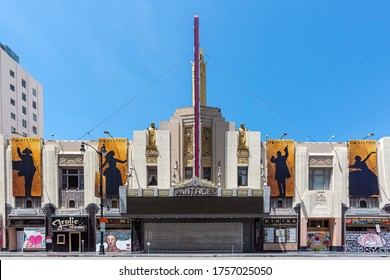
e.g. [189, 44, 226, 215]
[270, 146, 291, 197]
[99, 138, 128, 197]
[102, 151, 127, 196]
[12, 138, 41, 197]
[267, 140, 295, 197]
[349, 140, 379, 197]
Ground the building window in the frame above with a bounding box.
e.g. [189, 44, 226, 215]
[111, 200, 118, 208]
[69, 200, 76, 208]
[203, 167, 211, 181]
[57, 234, 66, 245]
[32, 126, 37, 134]
[33, 113, 37, 122]
[11, 127, 16, 133]
[308, 219, 329, 228]
[10, 70, 15, 77]
[32, 101, 37, 109]
[238, 167, 248, 186]
[61, 168, 84, 190]
[147, 166, 157, 186]
[185, 167, 193, 179]
[359, 200, 367, 208]
[22, 106, 27, 115]
[22, 119, 27, 128]
[11, 112, 16, 120]
[10, 98, 15, 106]
[22, 92, 27, 101]
[22, 79, 26, 88]
[264, 227, 297, 243]
[309, 168, 331, 190]
[277, 199, 284, 208]
[26, 200, 33, 208]
[10, 84, 15, 92]
[32, 88, 37, 97]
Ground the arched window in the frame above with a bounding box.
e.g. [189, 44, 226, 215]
[359, 200, 367, 208]
[26, 200, 33, 208]
[276, 200, 283, 208]
[111, 200, 118, 209]
[69, 200, 76, 208]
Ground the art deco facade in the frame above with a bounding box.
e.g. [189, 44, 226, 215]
[0, 51, 389, 254]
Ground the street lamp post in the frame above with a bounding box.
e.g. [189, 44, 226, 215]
[80, 141, 106, 255]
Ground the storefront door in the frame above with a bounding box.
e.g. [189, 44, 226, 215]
[70, 232, 81, 252]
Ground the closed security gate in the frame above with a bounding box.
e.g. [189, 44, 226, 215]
[144, 222, 243, 252]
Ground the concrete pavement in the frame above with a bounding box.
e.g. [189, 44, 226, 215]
[0, 251, 389, 258]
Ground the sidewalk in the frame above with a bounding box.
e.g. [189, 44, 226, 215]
[0, 251, 389, 258]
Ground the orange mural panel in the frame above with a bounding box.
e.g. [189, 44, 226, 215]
[348, 140, 379, 197]
[12, 138, 42, 197]
[99, 138, 128, 197]
[267, 140, 295, 197]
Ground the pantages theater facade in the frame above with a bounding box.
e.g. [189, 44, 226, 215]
[1, 20, 390, 253]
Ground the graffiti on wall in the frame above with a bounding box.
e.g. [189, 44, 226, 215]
[346, 231, 390, 253]
[307, 232, 330, 251]
[96, 231, 131, 252]
[23, 228, 46, 250]
[0, 215, 2, 249]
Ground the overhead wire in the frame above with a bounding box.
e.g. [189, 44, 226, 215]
[77, 53, 190, 140]
[204, 52, 316, 142]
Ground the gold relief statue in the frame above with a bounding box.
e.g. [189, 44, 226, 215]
[238, 123, 248, 148]
[147, 122, 157, 147]
[146, 122, 158, 158]
[237, 123, 249, 163]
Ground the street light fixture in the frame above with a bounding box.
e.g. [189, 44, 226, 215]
[12, 131, 27, 137]
[328, 135, 335, 142]
[80, 141, 107, 255]
[362, 133, 374, 140]
[104, 131, 114, 139]
[280, 133, 287, 139]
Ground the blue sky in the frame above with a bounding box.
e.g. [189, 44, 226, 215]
[1, 1, 390, 142]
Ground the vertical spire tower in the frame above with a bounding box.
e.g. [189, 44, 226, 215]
[192, 48, 207, 107]
[193, 16, 200, 177]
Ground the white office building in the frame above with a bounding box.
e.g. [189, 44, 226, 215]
[0, 43, 43, 139]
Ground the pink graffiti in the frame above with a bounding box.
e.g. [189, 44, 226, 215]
[28, 235, 43, 245]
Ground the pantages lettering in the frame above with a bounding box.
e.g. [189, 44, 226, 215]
[174, 186, 217, 196]
[52, 217, 86, 231]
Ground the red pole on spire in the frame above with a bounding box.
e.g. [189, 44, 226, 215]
[194, 16, 200, 178]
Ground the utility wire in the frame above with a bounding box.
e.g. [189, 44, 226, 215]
[205, 52, 316, 142]
[77, 53, 190, 140]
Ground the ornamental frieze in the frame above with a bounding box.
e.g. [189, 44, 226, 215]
[309, 157, 333, 167]
[58, 156, 83, 166]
